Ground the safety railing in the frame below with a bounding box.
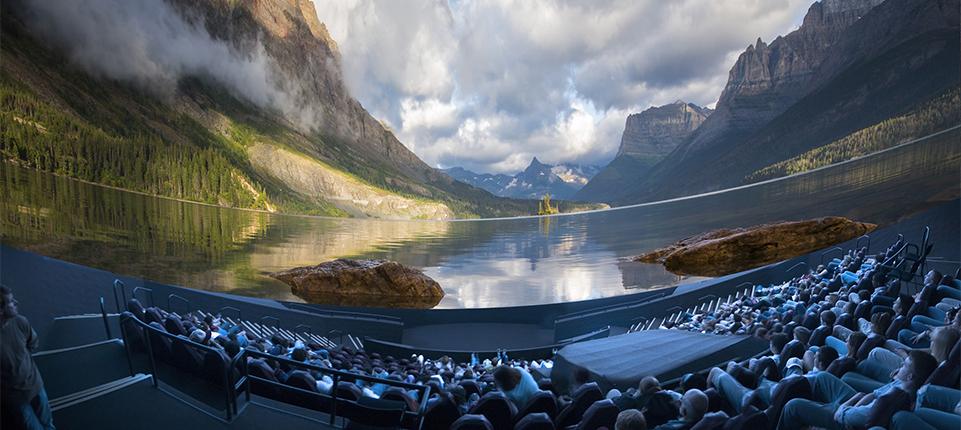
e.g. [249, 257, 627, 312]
[240, 349, 431, 428]
[119, 313, 242, 422]
[819, 247, 844, 267]
[118, 313, 431, 427]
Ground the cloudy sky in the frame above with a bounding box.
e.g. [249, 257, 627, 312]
[312, 0, 812, 174]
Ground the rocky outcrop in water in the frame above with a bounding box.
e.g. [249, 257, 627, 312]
[635, 217, 877, 276]
[271, 259, 445, 308]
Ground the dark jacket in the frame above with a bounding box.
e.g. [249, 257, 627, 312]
[1, 315, 43, 404]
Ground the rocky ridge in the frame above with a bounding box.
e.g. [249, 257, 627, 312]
[576, 101, 710, 202]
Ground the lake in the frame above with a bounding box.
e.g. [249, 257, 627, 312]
[1, 127, 958, 308]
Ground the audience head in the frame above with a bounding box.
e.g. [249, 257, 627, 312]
[679, 373, 707, 393]
[615, 409, 647, 430]
[793, 326, 811, 345]
[819, 310, 837, 327]
[642, 392, 679, 427]
[895, 350, 939, 389]
[638, 376, 661, 395]
[1, 285, 17, 320]
[679, 389, 708, 423]
[492, 365, 520, 392]
[870, 311, 893, 336]
[924, 270, 943, 287]
[846, 332, 867, 358]
[770, 333, 789, 355]
[930, 326, 961, 362]
[291, 347, 308, 362]
[893, 294, 914, 316]
[815, 346, 839, 371]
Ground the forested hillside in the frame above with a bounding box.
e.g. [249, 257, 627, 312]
[746, 86, 960, 181]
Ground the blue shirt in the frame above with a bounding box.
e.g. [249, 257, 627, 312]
[836, 381, 909, 428]
[503, 367, 539, 409]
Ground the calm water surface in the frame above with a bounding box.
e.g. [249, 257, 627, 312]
[1, 128, 959, 308]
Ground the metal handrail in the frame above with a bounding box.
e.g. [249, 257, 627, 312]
[242, 348, 431, 427]
[260, 316, 280, 327]
[113, 279, 127, 314]
[294, 324, 313, 335]
[119, 314, 245, 421]
[131, 286, 154, 308]
[819, 247, 844, 266]
[99, 297, 112, 340]
[784, 262, 809, 278]
[167, 294, 191, 316]
[855, 235, 871, 253]
[218, 307, 242, 321]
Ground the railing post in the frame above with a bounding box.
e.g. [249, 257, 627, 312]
[100, 297, 112, 340]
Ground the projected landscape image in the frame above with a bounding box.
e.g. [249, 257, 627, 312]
[0, 0, 958, 428]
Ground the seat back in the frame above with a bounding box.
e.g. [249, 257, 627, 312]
[460, 379, 483, 397]
[469, 391, 516, 430]
[574, 399, 618, 430]
[170, 338, 203, 373]
[202, 349, 232, 385]
[423, 393, 462, 430]
[381, 386, 420, 412]
[514, 412, 555, 430]
[147, 322, 172, 361]
[336, 381, 364, 401]
[342, 396, 407, 428]
[515, 390, 557, 422]
[164, 316, 188, 337]
[451, 414, 494, 430]
[120, 312, 145, 351]
[554, 382, 602, 428]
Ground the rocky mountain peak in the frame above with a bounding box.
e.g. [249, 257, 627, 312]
[615, 101, 712, 160]
[244, 0, 339, 54]
[681, 0, 884, 155]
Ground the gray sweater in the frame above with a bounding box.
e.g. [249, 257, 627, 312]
[1, 315, 43, 404]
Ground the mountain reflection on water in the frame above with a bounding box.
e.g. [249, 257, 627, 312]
[1, 128, 959, 308]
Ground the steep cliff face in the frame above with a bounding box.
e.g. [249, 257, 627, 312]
[618, 102, 712, 162]
[172, 0, 442, 188]
[575, 101, 710, 202]
[681, 0, 884, 156]
[615, 0, 958, 204]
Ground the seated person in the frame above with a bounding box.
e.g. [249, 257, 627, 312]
[834, 350, 940, 429]
[777, 350, 938, 430]
[492, 365, 538, 410]
[856, 311, 892, 361]
[614, 376, 662, 411]
[615, 409, 648, 430]
[809, 310, 836, 347]
[826, 331, 867, 377]
[900, 307, 960, 348]
[653, 389, 707, 430]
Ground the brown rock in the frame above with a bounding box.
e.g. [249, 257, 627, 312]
[634, 217, 876, 276]
[271, 259, 444, 309]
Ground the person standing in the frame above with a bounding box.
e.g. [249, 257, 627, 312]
[1, 285, 55, 430]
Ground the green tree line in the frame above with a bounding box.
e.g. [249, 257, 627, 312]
[747, 86, 961, 182]
[0, 83, 270, 209]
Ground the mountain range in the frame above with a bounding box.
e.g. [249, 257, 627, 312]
[444, 158, 600, 200]
[579, 0, 960, 205]
[0, 0, 598, 219]
[575, 101, 711, 202]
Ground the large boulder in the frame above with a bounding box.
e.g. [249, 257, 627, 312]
[270, 259, 444, 309]
[635, 217, 876, 276]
